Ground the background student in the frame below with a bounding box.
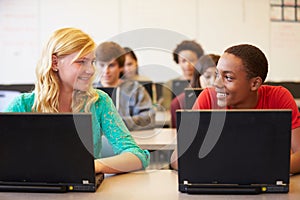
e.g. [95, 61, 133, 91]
[171, 44, 300, 174]
[161, 40, 204, 111]
[94, 41, 156, 131]
[199, 53, 220, 88]
[123, 47, 151, 81]
[170, 54, 217, 128]
[4, 27, 150, 174]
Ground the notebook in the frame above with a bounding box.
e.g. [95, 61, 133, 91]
[0, 113, 104, 192]
[96, 87, 116, 105]
[184, 88, 203, 109]
[137, 81, 153, 100]
[172, 80, 189, 99]
[176, 110, 291, 194]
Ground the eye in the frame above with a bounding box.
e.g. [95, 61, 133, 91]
[215, 71, 219, 78]
[75, 60, 85, 65]
[225, 75, 233, 81]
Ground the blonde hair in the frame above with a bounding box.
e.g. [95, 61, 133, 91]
[33, 27, 98, 112]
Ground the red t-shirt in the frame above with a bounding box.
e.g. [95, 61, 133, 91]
[193, 85, 300, 129]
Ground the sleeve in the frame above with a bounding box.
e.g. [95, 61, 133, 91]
[4, 93, 33, 112]
[96, 92, 150, 168]
[122, 84, 156, 131]
[275, 87, 300, 129]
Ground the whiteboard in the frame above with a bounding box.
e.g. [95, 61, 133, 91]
[1, 0, 300, 84]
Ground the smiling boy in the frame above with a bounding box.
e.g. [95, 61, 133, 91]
[192, 44, 300, 174]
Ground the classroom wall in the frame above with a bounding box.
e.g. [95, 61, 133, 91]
[1, 0, 299, 84]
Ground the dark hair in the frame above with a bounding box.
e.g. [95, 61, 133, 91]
[208, 53, 220, 65]
[173, 40, 204, 64]
[124, 47, 138, 61]
[190, 54, 217, 88]
[124, 47, 139, 75]
[95, 41, 125, 67]
[224, 44, 268, 82]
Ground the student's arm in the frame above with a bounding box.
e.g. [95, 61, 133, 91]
[95, 90, 150, 172]
[290, 127, 300, 174]
[170, 147, 178, 170]
[95, 152, 142, 174]
[121, 82, 156, 130]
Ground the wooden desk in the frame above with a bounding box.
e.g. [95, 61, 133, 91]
[1, 170, 300, 200]
[131, 128, 176, 150]
[155, 111, 171, 128]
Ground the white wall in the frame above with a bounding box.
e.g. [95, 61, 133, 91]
[1, 0, 299, 84]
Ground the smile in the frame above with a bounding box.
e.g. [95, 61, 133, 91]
[216, 92, 226, 98]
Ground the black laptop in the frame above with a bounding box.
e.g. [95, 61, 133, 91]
[137, 81, 153, 100]
[176, 110, 291, 194]
[172, 80, 189, 99]
[0, 113, 104, 192]
[184, 88, 203, 109]
[96, 87, 116, 105]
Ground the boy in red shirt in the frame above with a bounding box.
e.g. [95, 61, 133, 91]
[171, 44, 300, 174]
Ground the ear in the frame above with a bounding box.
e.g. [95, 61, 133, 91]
[52, 55, 59, 71]
[250, 77, 262, 91]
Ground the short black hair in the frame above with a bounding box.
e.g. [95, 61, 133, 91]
[173, 40, 204, 64]
[224, 44, 268, 82]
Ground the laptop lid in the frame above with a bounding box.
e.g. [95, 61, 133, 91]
[0, 113, 103, 192]
[172, 80, 189, 99]
[176, 110, 291, 194]
[184, 88, 203, 109]
[0, 84, 35, 93]
[96, 87, 116, 105]
[137, 81, 153, 100]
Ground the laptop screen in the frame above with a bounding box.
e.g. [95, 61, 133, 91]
[184, 88, 203, 109]
[96, 87, 116, 105]
[0, 113, 100, 192]
[176, 110, 291, 194]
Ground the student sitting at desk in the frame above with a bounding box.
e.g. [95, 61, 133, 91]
[170, 54, 217, 128]
[94, 41, 155, 131]
[171, 44, 300, 174]
[123, 47, 151, 82]
[161, 40, 204, 111]
[4, 27, 150, 174]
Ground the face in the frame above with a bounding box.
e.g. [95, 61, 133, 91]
[53, 51, 95, 92]
[124, 54, 138, 79]
[201, 67, 216, 87]
[96, 59, 122, 87]
[214, 53, 256, 108]
[178, 50, 198, 80]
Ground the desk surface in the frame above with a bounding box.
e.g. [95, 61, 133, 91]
[131, 128, 176, 150]
[155, 111, 171, 128]
[1, 170, 300, 200]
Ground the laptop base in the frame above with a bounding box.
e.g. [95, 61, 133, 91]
[179, 184, 289, 194]
[0, 183, 67, 193]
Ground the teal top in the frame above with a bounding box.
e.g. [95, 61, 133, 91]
[4, 89, 150, 168]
